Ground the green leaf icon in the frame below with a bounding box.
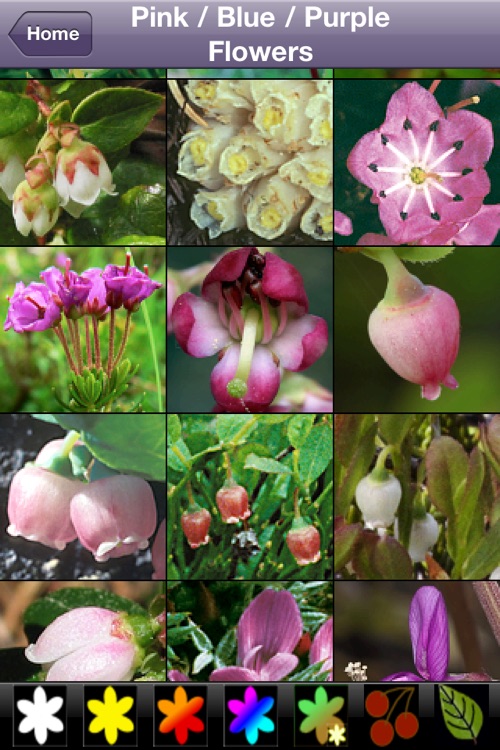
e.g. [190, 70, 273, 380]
[438, 685, 483, 742]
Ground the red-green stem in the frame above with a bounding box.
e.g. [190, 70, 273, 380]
[92, 316, 102, 370]
[85, 317, 93, 368]
[71, 318, 84, 375]
[112, 310, 132, 369]
[187, 480, 196, 508]
[107, 308, 116, 378]
[53, 325, 77, 373]
[293, 487, 300, 518]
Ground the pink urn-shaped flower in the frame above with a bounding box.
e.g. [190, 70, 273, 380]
[181, 506, 211, 549]
[216, 485, 251, 524]
[368, 249, 459, 400]
[286, 517, 321, 566]
[70, 475, 158, 562]
[25, 607, 141, 681]
[7, 460, 81, 550]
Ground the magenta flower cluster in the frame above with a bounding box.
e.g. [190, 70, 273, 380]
[4, 253, 161, 335]
[339, 81, 500, 246]
[171, 248, 328, 413]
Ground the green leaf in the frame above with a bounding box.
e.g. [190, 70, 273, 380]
[54, 79, 107, 108]
[334, 518, 362, 572]
[352, 532, 413, 579]
[168, 414, 182, 446]
[395, 247, 454, 263]
[23, 588, 146, 631]
[288, 415, 315, 448]
[0, 92, 38, 137]
[335, 414, 375, 467]
[378, 414, 419, 446]
[298, 424, 333, 486]
[103, 185, 166, 244]
[72, 87, 163, 154]
[216, 415, 257, 443]
[462, 519, 500, 579]
[439, 685, 483, 742]
[192, 651, 214, 674]
[244, 454, 292, 475]
[41, 414, 165, 481]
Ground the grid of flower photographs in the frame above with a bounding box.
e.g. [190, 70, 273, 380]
[166, 70, 333, 685]
[335, 71, 500, 734]
[0, 68, 166, 686]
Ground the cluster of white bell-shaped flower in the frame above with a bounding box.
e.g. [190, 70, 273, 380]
[176, 79, 333, 242]
[0, 123, 116, 238]
[355, 448, 439, 563]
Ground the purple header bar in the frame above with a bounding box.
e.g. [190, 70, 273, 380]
[0, 1, 498, 67]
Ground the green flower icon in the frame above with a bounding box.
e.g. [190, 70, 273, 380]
[298, 687, 345, 745]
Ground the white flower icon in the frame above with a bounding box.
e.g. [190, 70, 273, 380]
[17, 686, 64, 745]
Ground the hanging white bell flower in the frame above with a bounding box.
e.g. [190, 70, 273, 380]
[355, 470, 402, 530]
[395, 512, 439, 562]
[12, 180, 60, 237]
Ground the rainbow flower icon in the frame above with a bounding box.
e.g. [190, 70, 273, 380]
[228, 686, 275, 745]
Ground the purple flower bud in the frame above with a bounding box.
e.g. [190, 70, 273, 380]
[70, 475, 158, 562]
[4, 282, 62, 333]
[7, 465, 80, 550]
[81, 267, 109, 319]
[102, 253, 162, 311]
[41, 260, 92, 318]
[25, 607, 139, 681]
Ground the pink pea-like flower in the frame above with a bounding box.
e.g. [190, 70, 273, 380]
[309, 618, 333, 681]
[25, 607, 139, 681]
[368, 284, 460, 401]
[70, 475, 158, 562]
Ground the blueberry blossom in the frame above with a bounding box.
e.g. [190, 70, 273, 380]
[54, 125, 116, 214]
[4, 281, 61, 333]
[382, 587, 492, 682]
[25, 607, 143, 681]
[12, 180, 60, 237]
[210, 588, 302, 681]
[348, 82, 493, 245]
[171, 248, 328, 413]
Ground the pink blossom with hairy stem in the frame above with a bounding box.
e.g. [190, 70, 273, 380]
[210, 588, 302, 681]
[348, 82, 493, 244]
[172, 248, 328, 413]
[25, 607, 139, 682]
[309, 618, 333, 680]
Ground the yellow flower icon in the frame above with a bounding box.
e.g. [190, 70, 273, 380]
[87, 686, 134, 745]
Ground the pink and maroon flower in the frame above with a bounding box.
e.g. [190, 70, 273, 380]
[171, 248, 328, 413]
[348, 82, 494, 244]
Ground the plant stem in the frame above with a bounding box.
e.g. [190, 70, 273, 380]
[72, 318, 84, 375]
[85, 317, 93, 368]
[53, 325, 77, 372]
[293, 487, 300, 518]
[107, 308, 115, 378]
[472, 582, 500, 646]
[112, 310, 132, 369]
[92, 316, 102, 370]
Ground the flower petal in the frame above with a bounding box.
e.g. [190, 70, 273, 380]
[202, 247, 254, 304]
[209, 667, 260, 682]
[271, 315, 329, 372]
[261, 253, 309, 315]
[45, 640, 136, 681]
[211, 344, 281, 412]
[334, 210, 353, 236]
[260, 653, 299, 681]
[237, 589, 302, 668]
[382, 672, 424, 682]
[172, 292, 231, 357]
[409, 587, 450, 681]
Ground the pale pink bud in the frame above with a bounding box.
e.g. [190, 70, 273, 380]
[25, 607, 138, 681]
[368, 285, 460, 401]
[70, 476, 158, 562]
[7, 465, 80, 550]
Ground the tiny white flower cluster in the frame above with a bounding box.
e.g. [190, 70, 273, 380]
[344, 661, 368, 681]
